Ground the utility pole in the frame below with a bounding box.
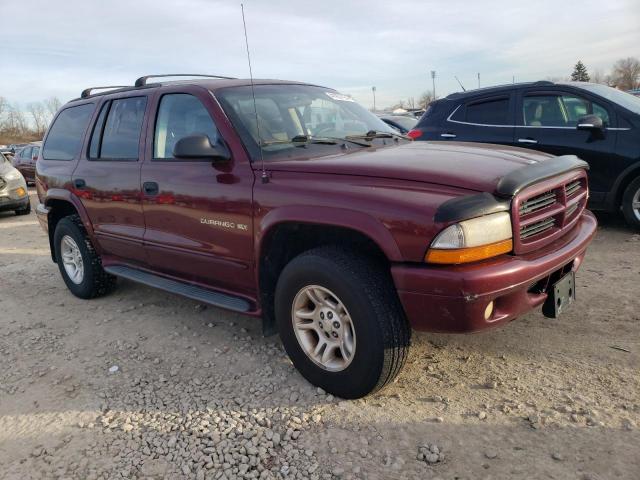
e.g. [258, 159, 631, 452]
[477, 72, 480, 88]
[372, 86, 376, 112]
[430, 70, 436, 100]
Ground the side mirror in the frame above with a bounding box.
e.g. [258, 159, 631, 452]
[576, 114, 604, 131]
[173, 135, 230, 162]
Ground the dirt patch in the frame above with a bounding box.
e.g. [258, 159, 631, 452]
[0, 192, 638, 479]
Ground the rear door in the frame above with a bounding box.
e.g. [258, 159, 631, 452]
[71, 95, 149, 264]
[439, 94, 515, 145]
[515, 88, 617, 199]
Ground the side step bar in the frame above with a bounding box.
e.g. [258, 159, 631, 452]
[104, 265, 251, 313]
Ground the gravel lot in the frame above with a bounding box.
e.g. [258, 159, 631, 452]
[1, 190, 638, 480]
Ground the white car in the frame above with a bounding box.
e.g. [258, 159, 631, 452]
[0, 152, 30, 215]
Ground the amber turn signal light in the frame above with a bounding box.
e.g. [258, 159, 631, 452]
[15, 187, 27, 197]
[425, 239, 513, 264]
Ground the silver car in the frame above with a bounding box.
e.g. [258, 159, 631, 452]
[0, 152, 30, 215]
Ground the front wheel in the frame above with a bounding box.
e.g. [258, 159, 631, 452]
[275, 246, 411, 399]
[621, 176, 640, 230]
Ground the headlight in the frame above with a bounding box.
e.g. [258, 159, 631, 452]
[425, 212, 513, 264]
[4, 169, 21, 181]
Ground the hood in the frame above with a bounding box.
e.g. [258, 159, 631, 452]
[0, 158, 15, 177]
[265, 141, 554, 194]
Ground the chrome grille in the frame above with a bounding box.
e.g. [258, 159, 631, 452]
[513, 171, 588, 254]
[565, 180, 581, 197]
[0, 177, 6, 190]
[566, 202, 579, 218]
[520, 217, 555, 239]
[519, 190, 556, 216]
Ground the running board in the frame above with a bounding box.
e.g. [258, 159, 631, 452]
[104, 265, 251, 313]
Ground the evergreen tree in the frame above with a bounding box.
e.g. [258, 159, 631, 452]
[571, 61, 590, 82]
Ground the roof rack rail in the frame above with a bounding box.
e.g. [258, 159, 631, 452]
[134, 74, 237, 87]
[533, 80, 554, 86]
[81, 86, 130, 98]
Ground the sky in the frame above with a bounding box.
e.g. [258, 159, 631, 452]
[0, 0, 639, 110]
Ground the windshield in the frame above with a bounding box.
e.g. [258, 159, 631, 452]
[387, 116, 418, 130]
[216, 84, 399, 161]
[572, 83, 640, 115]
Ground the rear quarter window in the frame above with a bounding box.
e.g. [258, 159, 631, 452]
[43, 103, 95, 160]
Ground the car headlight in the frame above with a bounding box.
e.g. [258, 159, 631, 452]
[425, 212, 513, 264]
[4, 169, 21, 181]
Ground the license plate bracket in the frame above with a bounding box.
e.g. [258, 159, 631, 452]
[542, 271, 575, 318]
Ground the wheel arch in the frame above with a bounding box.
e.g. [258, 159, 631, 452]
[608, 160, 640, 211]
[44, 189, 95, 261]
[256, 207, 403, 335]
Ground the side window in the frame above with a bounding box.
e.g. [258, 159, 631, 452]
[32, 146, 40, 159]
[42, 103, 94, 160]
[21, 147, 32, 159]
[154, 94, 219, 159]
[465, 97, 510, 125]
[523, 95, 566, 126]
[523, 94, 611, 127]
[100, 97, 147, 159]
[592, 102, 610, 126]
[561, 95, 590, 122]
[89, 102, 110, 159]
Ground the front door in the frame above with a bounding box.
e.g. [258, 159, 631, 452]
[515, 89, 617, 201]
[71, 95, 149, 264]
[140, 87, 255, 296]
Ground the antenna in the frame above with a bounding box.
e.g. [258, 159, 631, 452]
[454, 76, 466, 92]
[241, 4, 268, 183]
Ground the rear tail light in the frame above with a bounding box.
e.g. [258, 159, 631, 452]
[407, 129, 422, 140]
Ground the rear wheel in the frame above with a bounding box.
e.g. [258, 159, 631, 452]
[53, 215, 116, 299]
[621, 176, 640, 230]
[275, 246, 411, 399]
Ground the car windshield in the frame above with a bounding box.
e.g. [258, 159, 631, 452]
[387, 116, 418, 130]
[215, 84, 399, 161]
[572, 83, 640, 115]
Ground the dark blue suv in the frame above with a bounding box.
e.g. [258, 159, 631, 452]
[409, 81, 640, 229]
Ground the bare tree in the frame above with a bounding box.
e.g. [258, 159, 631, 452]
[591, 69, 612, 85]
[418, 91, 436, 109]
[44, 96, 62, 119]
[28, 102, 48, 137]
[611, 57, 640, 90]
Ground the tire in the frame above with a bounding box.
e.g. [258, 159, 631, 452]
[53, 214, 116, 299]
[275, 246, 411, 399]
[621, 176, 640, 230]
[14, 201, 31, 216]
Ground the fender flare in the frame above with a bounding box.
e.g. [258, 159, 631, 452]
[44, 187, 97, 239]
[256, 205, 403, 263]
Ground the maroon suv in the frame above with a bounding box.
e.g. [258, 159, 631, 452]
[35, 75, 597, 398]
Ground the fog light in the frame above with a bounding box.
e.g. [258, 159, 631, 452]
[484, 301, 494, 320]
[15, 187, 26, 197]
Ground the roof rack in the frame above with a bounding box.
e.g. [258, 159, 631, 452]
[134, 74, 237, 87]
[81, 86, 130, 98]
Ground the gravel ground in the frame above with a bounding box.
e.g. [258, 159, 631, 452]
[0, 190, 638, 480]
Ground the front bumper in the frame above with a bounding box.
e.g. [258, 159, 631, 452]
[36, 203, 50, 232]
[0, 194, 29, 212]
[392, 210, 597, 333]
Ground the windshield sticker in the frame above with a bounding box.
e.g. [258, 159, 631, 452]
[325, 92, 355, 102]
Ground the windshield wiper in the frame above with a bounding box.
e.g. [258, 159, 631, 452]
[261, 135, 371, 147]
[346, 130, 408, 141]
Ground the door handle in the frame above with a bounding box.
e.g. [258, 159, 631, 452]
[440, 133, 457, 138]
[143, 181, 159, 195]
[518, 138, 538, 144]
[73, 178, 86, 189]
